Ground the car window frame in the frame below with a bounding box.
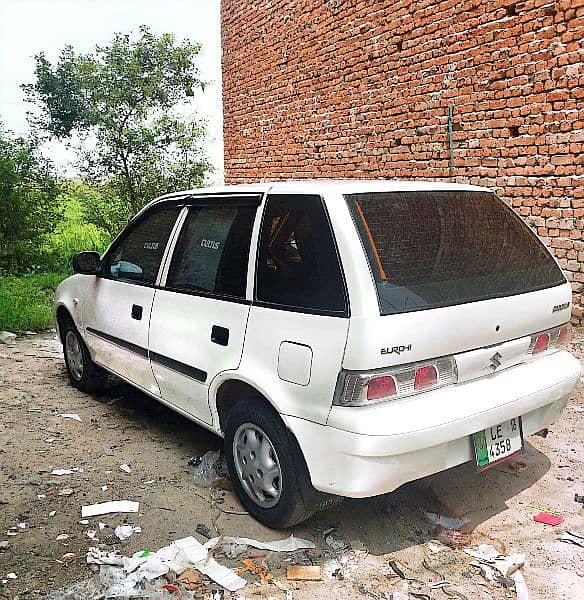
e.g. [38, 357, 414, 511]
[98, 203, 184, 288]
[253, 193, 350, 318]
[159, 194, 262, 305]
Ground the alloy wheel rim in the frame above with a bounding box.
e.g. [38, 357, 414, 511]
[65, 331, 84, 381]
[233, 423, 282, 508]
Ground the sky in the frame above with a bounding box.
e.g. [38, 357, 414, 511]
[0, 0, 224, 182]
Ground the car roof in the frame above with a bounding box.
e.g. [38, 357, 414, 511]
[140, 179, 491, 214]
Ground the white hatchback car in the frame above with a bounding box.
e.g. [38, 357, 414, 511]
[55, 180, 580, 527]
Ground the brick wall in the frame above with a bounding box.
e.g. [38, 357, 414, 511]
[221, 0, 584, 322]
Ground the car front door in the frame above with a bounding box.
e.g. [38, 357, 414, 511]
[148, 195, 261, 424]
[82, 205, 181, 395]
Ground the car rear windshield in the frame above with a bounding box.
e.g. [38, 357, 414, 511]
[345, 190, 565, 315]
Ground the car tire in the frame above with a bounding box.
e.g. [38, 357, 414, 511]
[224, 397, 340, 528]
[61, 321, 109, 393]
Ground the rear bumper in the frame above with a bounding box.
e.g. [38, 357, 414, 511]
[285, 351, 580, 497]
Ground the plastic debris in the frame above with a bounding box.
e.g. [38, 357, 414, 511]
[51, 468, 82, 476]
[6, 572, 17, 580]
[115, 525, 142, 541]
[560, 530, 584, 547]
[205, 535, 316, 552]
[58, 488, 74, 496]
[533, 511, 564, 526]
[426, 541, 447, 554]
[87, 547, 124, 566]
[325, 533, 349, 552]
[87, 530, 98, 541]
[0, 331, 16, 344]
[575, 493, 584, 505]
[58, 413, 82, 422]
[82, 500, 139, 518]
[88, 536, 246, 593]
[0, 541, 9, 550]
[62, 553, 76, 561]
[287, 565, 323, 581]
[465, 544, 527, 596]
[425, 512, 470, 530]
[119, 463, 131, 474]
[6, 528, 18, 536]
[56, 534, 70, 541]
[189, 450, 228, 486]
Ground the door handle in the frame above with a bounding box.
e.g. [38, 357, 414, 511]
[131, 304, 143, 320]
[211, 325, 229, 346]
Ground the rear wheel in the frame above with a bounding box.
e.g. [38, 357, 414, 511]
[61, 321, 109, 393]
[224, 397, 340, 528]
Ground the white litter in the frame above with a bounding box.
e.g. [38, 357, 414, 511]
[37, 494, 46, 500]
[465, 544, 528, 598]
[51, 468, 82, 476]
[99, 522, 106, 530]
[143, 480, 155, 484]
[6, 572, 17, 580]
[207, 534, 316, 553]
[87, 530, 98, 540]
[79, 519, 88, 525]
[115, 525, 142, 541]
[88, 536, 247, 593]
[58, 413, 82, 422]
[87, 547, 124, 566]
[0, 331, 16, 344]
[49, 511, 57, 517]
[425, 512, 470, 530]
[82, 501, 139, 518]
[56, 534, 70, 541]
[119, 463, 131, 474]
[325, 534, 348, 552]
[101, 485, 108, 492]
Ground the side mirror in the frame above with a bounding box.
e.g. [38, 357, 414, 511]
[73, 251, 101, 274]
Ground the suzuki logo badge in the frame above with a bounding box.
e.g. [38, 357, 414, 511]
[488, 351, 503, 371]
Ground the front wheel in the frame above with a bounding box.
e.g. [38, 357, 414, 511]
[224, 398, 340, 528]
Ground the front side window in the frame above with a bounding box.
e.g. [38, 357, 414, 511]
[346, 190, 566, 315]
[166, 205, 256, 298]
[103, 207, 179, 284]
[255, 194, 347, 314]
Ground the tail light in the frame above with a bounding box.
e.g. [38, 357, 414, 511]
[528, 324, 570, 357]
[334, 356, 457, 407]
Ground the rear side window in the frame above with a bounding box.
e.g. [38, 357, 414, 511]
[103, 207, 179, 284]
[346, 191, 565, 315]
[256, 194, 347, 314]
[166, 205, 256, 298]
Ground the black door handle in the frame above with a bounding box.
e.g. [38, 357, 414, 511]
[131, 304, 143, 320]
[211, 325, 229, 346]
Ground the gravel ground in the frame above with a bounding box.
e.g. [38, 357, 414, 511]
[0, 331, 583, 599]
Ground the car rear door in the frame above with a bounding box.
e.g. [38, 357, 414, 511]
[148, 194, 261, 424]
[82, 205, 181, 395]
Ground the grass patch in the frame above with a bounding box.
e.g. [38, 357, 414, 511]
[0, 272, 68, 333]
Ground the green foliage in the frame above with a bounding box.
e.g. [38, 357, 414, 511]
[0, 123, 59, 274]
[23, 26, 211, 217]
[0, 272, 67, 332]
[43, 182, 112, 272]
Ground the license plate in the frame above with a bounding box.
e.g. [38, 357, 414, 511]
[472, 417, 523, 471]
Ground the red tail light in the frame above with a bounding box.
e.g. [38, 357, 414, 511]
[532, 333, 550, 354]
[557, 326, 569, 347]
[367, 375, 397, 400]
[414, 365, 438, 389]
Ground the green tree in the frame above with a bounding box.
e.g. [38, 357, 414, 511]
[0, 123, 59, 274]
[23, 26, 211, 228]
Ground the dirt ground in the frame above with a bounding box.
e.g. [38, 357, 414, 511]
[0, 331, 583, 600]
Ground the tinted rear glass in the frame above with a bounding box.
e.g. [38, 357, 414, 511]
[346, 191, 565, 315]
